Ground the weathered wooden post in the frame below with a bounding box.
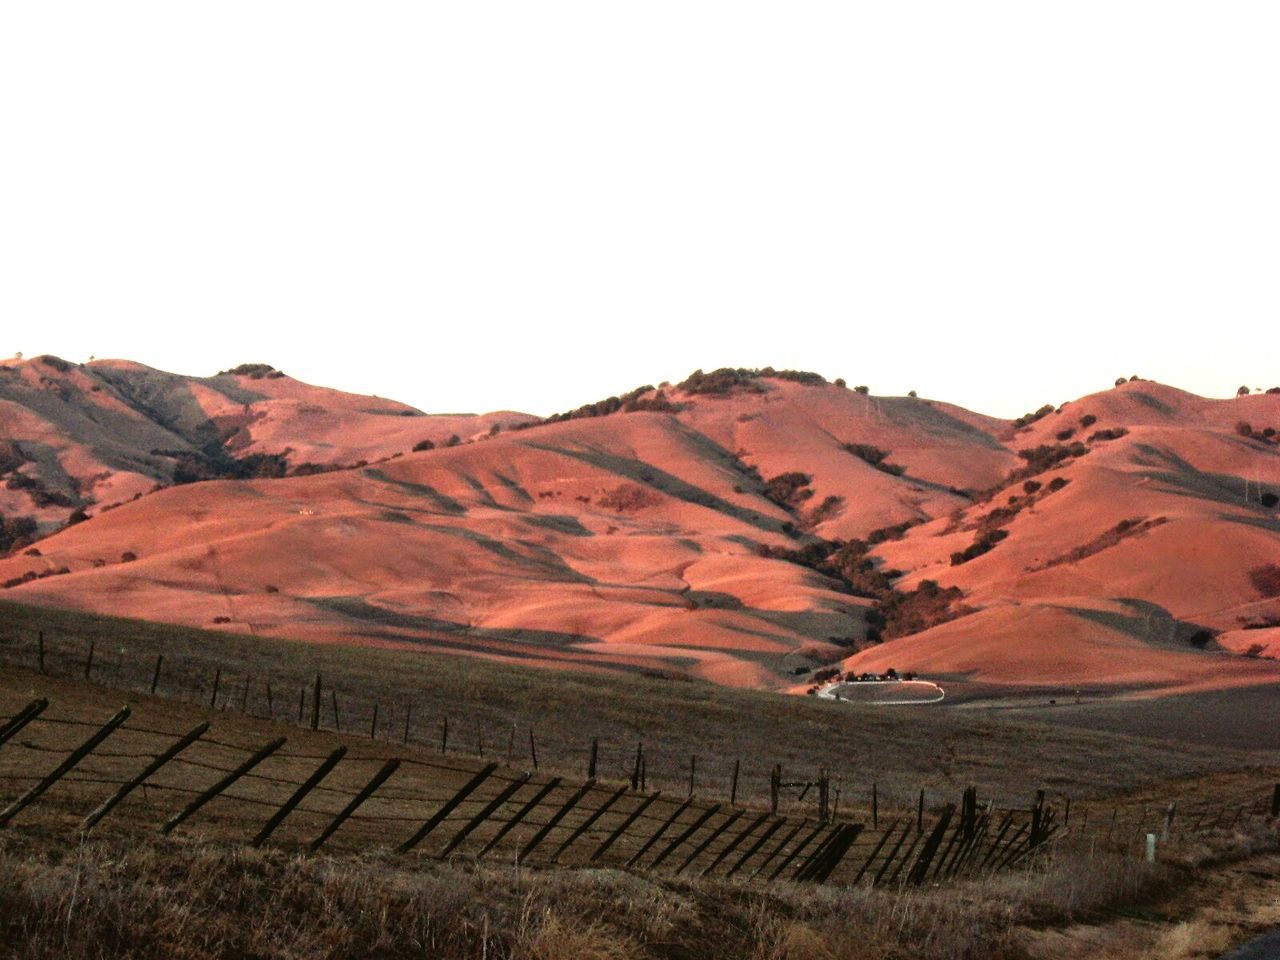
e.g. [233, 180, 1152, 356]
[475, 717, 484, 756]
[150, 655, 164, 695]
[297, 687, 305, 725]
[1161, 802, 1175, 841]
[688, 755, 696, 799]
[370, 702, 379, 740]
[37, 631, 45, 674]
[441, 716, 449, 754]
[588, 738, 598, 780]
[240, 678, 250, 713]
[310, 673, 321, 730]
[770, 765, 780, 815]
[917, 789, 924, 831]
[631, 743, 643, 790]
[730, 759, 740, 807]
[265, 681, 273, 718]
[330, 690, 340, 730]
[403, 703, 412, 744]
[529, 727, 538, 770]
[209, 668, 221, 709]
[1271, 784, 1280, 818]
[84, 640, 95, 680]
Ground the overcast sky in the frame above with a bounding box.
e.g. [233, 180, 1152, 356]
[2, 3, 1277, 418]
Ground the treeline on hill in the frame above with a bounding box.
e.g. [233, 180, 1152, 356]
[150, 447, 292, 485]
[760, 525, 971, 643]
[676, 366, 830, 395]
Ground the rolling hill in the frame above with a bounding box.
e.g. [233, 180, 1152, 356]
[2, 362, 1278, 697]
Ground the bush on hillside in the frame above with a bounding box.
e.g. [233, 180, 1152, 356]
[412, 439, 435, 452]
[762, 472, 813, 510]
[218, 363, 285, 380]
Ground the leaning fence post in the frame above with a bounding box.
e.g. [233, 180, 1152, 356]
[0, 698, 49, 748]
[209, 668, 221, 709]
[310, 759, 400, 852]
[917, 789, 924, 831]
[330, 690, 340, 731]
[252, 747, 346, 847]
[1, 707, 131, 827]
[398, 763, 500, 854]
[82, 721, 210, 831]
[520, 780, 598, 862]
[370, 703, 379, 740]
[84, 640, 95, 680]
[161, 736, 286, 835]
[403, 704, 412, 744]
[528, 727, 538, 770]
[730, 759, 740, 807]
[479, 777, 564, 858]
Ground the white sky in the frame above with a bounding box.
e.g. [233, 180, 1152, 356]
[2, 3, 1277, 418]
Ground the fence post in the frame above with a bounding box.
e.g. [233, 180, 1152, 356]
[519, 780, 598, 861]
[529, 727, 538, 770]
[441, 716, 449, 754]
[440, 773, 532, 857]
[0, 706, 132, 827]
[507, 722, 515, 760]
[297, 688, 305, 725]
[84, 640, 95, 680]
[730, 759, 740, 807]
[252, 747, 346, 847]
[1162, 802, 1175, 841]
[770, 765, 780, 815]
[310, 673, 321, 731]
[161, 736, 286, 835]
[480, 777, 564, 857]
[917, 789, 924, 831]
[404, 704, 412, 745]
[310, 759, 400, 852]
[37, 631, 45, 674]
[370, 703, 379, 740]
[398, 763, 500, 853]
[1271, 784, 1280, 818]
[209, 668, 221, 708]
[265, 681, 273, 718]
[631, 743, 643, 790]
[0, 699, 49, 748]
[239, 678, 250, 713]
[587, 738, 598, 780]
[83, 721, 211, 831]
[330, 690, 340, 731]
[476, 717, 483, 756]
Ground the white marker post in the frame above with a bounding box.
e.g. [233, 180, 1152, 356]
[1145, 833, 1156, 863]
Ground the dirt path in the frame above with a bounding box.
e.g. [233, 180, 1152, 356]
[1017, 853, 1280, 959]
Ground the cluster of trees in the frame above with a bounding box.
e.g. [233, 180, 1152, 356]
[1011, 404, 1055, 430]
[762, 472, 813, 511]
[216, 363, 286, 380]
[0, 512, 39, 555]
[533, 385, 681, 427]
[842, 443, 906, 476]
[155, 448, 291, 485]
[676, 367, 827, 395]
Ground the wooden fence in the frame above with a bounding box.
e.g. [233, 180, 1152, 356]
[0, 693, 1096, 887]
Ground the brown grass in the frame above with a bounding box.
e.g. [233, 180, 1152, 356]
[0, 827, 1185, 960]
